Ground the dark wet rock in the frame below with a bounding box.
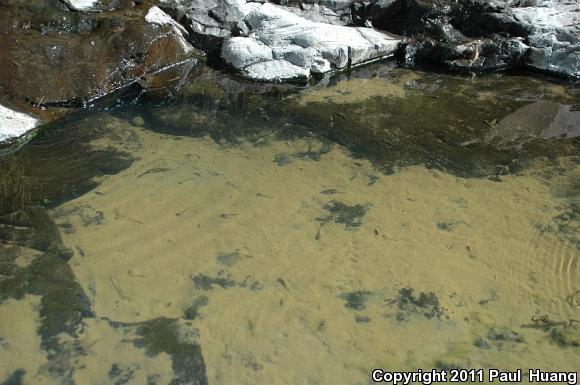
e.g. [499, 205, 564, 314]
[386, 0, 532, 73]
[451, 0, 535, 38]
[366, 0, 453, 35]
[318, 201, 369, 228]
[403, 36, 528, 74]
[340, 290, 372, 310]
[0, 1, 202, 139]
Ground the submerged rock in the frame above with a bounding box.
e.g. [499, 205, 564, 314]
[220, 3, 400, 81]
[485, 101, 580, 148]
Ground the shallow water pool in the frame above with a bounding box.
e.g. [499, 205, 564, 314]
[0, 64, 579, 385]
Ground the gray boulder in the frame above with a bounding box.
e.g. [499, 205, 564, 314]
[513, 1, 580, 78]
[159, 0, 260, 50]
[278, 3, 349, 25]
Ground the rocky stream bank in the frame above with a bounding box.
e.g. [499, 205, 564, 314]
[0, 0, 578, 143]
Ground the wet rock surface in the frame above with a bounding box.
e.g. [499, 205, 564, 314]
[0, 0, 202, 141]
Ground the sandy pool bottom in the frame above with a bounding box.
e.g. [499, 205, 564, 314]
[2, 116, 579, 385]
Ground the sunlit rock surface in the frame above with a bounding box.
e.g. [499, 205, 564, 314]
[513, 1, 580, 78]
[62, 0, 102, 11]
[0, 104, 39, 142]
[220, 3, 401, 81]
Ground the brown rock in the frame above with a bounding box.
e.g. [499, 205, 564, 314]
[0, 1, 203, 119]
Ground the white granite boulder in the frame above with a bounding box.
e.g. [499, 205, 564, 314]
[62, 0, 102, 11]
[221, 3, 401, 81]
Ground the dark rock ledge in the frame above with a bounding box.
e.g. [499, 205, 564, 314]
[0, 0, 578, 142]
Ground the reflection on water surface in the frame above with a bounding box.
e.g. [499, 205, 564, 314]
[0, 65, 579, 385]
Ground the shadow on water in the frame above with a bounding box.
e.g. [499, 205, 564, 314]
[118, 62, 580, 177]
[0, 110, 138, 215]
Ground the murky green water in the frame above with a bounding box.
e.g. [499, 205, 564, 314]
[1, 63, 579, 385]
